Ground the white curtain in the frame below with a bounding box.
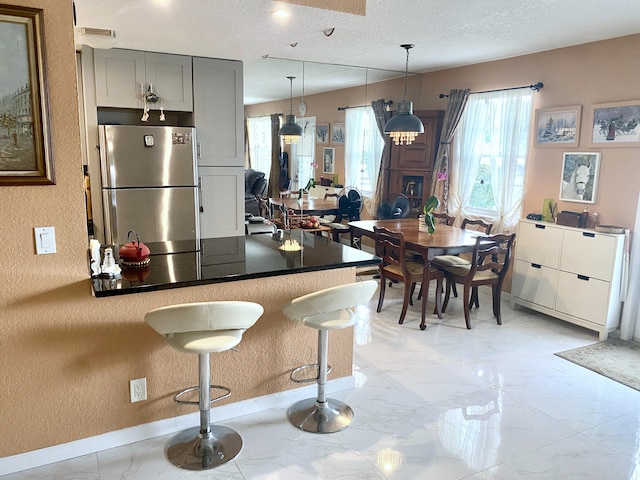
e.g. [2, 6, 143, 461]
[345, 106, 384, 214]
[450, 89, 533, 233]
[246, 116, 273, 181]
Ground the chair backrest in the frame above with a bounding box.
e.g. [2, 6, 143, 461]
[145, 301, 264, 335]
[279, 190, 293, 198]
[433, 212, 455, 226]
[282, 280, 378, 322]
[468, 233, 516, 282]
[324, 192, 339, 201]
[461, 218, 493, 234]
[373, 226, 411, 278]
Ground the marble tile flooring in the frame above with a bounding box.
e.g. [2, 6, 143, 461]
[4, 276, 640, 479]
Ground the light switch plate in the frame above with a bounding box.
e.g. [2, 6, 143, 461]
[34, 226, 56, 254]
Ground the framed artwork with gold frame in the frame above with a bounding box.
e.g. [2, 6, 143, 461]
[0, 5, 54, 185]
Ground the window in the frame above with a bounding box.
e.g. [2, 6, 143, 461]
[450, 89, 533, 232]
[345, 106, 384, 196]
[246, 116, 272, 181]
[290, 116, 316, 191]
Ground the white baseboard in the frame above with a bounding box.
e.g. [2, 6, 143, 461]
[0, 376, 355, 476]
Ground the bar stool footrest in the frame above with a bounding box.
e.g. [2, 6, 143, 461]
[290, 363, 332, 384]
[174, 384, 231, 405]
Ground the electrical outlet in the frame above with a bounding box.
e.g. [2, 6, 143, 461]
[130, 377, 147, 403]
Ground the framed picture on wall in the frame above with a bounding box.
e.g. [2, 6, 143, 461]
[322, 147, 335, 174]
[590, 100, 640, 146]
[0, 6, 54, 185]
[331, 123, 345, 144]
[534, 105, 581, 147]
[559, 152, 600, 204]
[316, 123, 328, 144]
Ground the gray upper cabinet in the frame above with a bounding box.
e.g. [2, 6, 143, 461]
[192, 57, 243, 167]
[94, 49, 193, 111]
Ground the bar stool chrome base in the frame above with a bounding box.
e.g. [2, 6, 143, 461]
[166, 425, 242, 470]
[287, 398, 354, 434]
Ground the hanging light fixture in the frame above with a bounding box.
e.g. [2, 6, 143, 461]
[384, 44, 424, 146]
[278, 76, 303, 145]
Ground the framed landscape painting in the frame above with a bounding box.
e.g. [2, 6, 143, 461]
[535, 105, 581, 147]
[591, 100, 640, 146]
[331, 123, 345, 144]
[316, 123, 328, 144]
[559, 152, 600, 204]
[0, 5, 53, 185]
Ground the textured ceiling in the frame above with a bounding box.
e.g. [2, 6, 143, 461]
[73, 0, 640, 104]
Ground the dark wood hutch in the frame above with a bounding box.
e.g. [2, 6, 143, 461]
[385, 110, 445, 215]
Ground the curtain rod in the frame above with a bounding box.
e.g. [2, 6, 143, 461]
[438, 82, 543, 98]
[338, 100, 393, 111]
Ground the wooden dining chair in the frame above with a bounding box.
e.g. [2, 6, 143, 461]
[461, 218, 493, 234]
[432, 233, 516, 329]
[432, 212, 455, 226]
[374, 226, 443, 329]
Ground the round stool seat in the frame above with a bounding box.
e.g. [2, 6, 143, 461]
[144, 300, 263, 471]
[145, 301, 263, 353]
[295, 309, 355, 331]
[164, 330, 245, 354]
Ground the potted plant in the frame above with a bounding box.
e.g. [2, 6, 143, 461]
[423, 195, 440, 234]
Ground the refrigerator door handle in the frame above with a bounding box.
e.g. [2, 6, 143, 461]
[197, 142, 201, 159]
[198, 177, 204, 213]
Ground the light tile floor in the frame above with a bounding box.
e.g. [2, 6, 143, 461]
[4, 275, 640, 479]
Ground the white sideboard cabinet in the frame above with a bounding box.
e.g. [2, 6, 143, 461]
[94, 49, 193, 111]
[512, 219, 626, 340]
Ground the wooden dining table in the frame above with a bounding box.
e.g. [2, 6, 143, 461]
[268, 196, 340, 217]
[349, 218, 486, 330]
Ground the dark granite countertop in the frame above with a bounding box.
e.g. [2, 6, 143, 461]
[92, 230, 379, 297]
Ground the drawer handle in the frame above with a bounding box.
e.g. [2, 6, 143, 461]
[535, 224, 546, 229]
[577, 274, 590, 281]
[531, 263, 541, 269]
[582, 232, 595, 238]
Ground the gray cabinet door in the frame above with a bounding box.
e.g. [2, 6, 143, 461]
[193, 57, 243, 167]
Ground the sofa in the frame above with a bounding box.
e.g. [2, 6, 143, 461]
[245, 169, 268, 216]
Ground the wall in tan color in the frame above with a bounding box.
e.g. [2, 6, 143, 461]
[0, 0, 355, 459]
[247, 35, 640, 231]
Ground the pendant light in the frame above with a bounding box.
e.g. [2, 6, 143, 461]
[384, 44, 424, 146]
[279, 76, 303, 145]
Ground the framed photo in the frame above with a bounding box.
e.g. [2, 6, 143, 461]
[322, 147, 335, 174]
[590, 100, 640, 146]
[535, 105, 581, 147]
[331, 123, 345, 145]
[559, 152, 600, 204]
[0, 6, 53, 185]
[316, 123, 328, 144]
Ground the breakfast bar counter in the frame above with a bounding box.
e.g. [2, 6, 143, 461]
[92, 230, 379, 297]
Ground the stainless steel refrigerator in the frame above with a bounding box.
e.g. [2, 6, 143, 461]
[99, 125, 199, 254]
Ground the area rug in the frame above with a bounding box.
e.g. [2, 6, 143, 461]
[555, 339, 640, 391]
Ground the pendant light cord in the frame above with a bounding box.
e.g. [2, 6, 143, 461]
[403, 47, 410, 102]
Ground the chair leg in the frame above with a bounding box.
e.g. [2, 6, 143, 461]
[433, 276, 443, 319]
[470, 286, 480, 309]
[441, 277, 452, 313]
[493, 284, 503, 325]
[165, 353, 242, 470]
[462, 285, 472, 329]
[376, 273, 386, 313]
[452, 283, 458, 298]
[409, 282, 416, 306]
[399, 282, 411, 325]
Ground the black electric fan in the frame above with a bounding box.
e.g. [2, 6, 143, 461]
[377, 193, 411, 219]
[337, 187, 363, 221]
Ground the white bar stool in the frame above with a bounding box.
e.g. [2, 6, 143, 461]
[144, 301, 264, 470]
[282, 280, 377, 433]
